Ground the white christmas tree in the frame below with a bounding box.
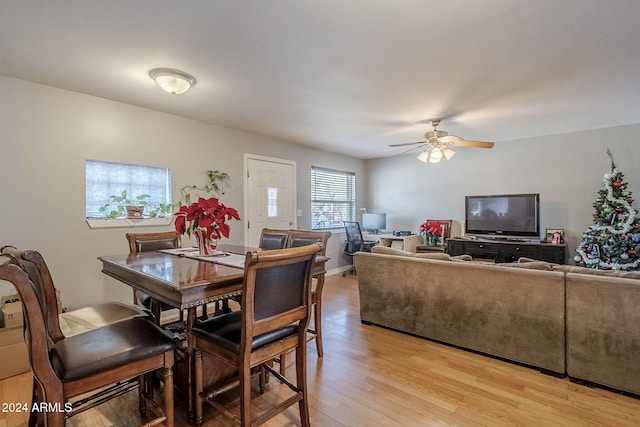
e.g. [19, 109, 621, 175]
[574, 150, 640, 270]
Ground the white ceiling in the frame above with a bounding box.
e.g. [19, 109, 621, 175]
[2, 0, 640, 159]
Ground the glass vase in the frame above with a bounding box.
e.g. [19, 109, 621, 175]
[427, 234, 439, 246]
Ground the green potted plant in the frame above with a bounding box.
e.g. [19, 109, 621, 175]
[180, 170, 230, 205]
[99, 190, 151, 219]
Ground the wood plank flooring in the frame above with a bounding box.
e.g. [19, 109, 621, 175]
[1, 273, 639, 426]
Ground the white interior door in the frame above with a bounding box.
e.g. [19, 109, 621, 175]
[244, 154, 296, 248]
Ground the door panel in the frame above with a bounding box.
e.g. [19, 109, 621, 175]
[245, 155, 296, 247]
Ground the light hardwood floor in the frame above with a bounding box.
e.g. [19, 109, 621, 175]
[1, 274, 639, 426]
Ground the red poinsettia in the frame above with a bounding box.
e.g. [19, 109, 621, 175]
[175, 197, 240, 240]
[418, 220, 443, 237]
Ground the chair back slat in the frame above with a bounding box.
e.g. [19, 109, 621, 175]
[258, 229, 290, 250]
[126, 231, 182, 254]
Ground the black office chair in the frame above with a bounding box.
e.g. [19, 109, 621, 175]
[343, 221, 376, 276]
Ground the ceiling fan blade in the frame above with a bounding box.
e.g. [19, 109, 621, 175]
[388, 141, 426, 147]
[454, 139, 494, 148]
[394, 144, 426, 156]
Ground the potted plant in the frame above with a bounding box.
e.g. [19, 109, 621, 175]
[99, 190, 151, 219]
[180, 170, 230, 205]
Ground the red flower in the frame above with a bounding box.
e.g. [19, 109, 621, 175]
[418, 220, 443, 237]
[613, 181, 622, 187]
[174, 197, 240, 241]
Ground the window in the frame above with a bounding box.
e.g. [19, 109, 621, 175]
[311, 166, 355, 230]
[85, 160, 171, 219]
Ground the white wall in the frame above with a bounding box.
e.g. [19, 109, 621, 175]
[365, 124, 640, 263]
[0, 76, 365, 309]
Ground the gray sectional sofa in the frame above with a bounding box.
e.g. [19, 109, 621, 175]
[356, 246, 640, 395]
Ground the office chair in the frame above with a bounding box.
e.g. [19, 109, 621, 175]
[342, 221, 376, 276]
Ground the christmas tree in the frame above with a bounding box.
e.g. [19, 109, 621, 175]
[575, 149, 640, 270]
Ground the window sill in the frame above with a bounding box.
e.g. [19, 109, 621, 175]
[86, 217, 173, 229]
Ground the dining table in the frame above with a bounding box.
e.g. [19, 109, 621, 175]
[97, 243, 328, 421]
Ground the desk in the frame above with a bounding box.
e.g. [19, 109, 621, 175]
[364, 233, 423, 253]
[98, 244, 328, 420]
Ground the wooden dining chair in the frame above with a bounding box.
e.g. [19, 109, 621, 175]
[287, 229, 332, 358]
[193, 244, 321, 427]
[0, 245, 151, 340]
[0, 253, 176, 427]
[126, 231, 209, 322]
[258, 228, 291, 250]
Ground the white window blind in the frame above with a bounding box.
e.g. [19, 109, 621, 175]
[85, 160, 171, 218]
[311, 166, 355, 230]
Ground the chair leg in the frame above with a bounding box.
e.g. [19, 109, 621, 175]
[240, 362, 252, 427]
[296, 344, 311, 427]
[279, 352, 287, 376]
[313, 299, 323, 357]
[195, 348, 203, 427]
[138, 375, 147, 416]
[162, 364, 174, 427]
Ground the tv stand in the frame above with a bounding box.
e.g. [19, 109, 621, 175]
[447, 238, 566, 264]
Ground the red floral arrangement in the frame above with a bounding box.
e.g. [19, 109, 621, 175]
[175, 197, 240, 241]
[419, 220, 443, 237]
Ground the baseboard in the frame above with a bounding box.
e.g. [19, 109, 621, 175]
[327, 266, 353, 276]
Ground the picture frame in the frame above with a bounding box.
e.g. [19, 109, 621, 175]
[545, 228, 564, 245]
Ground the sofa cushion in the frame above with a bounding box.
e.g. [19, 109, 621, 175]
[552, 264, 640, 280]
[500, 261, 556, 271]
[450, 254, 474, 262]
[372, 245, 451, 260]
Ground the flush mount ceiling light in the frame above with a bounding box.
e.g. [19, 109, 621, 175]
[149, 68, 196, 94]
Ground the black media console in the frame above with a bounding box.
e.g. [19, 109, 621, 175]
[447, 238, 566, 264]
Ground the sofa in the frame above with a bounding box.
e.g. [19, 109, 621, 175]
[559, 265, 640, 395]
[356, 246, 566, 374]
[356, 246, 640, 393]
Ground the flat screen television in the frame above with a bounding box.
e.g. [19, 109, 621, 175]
[362, 212, 386, 234]
[465, 193, 540, 239]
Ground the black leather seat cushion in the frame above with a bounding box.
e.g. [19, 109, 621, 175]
[260, 235, 288, 250]
[50, 317, 175, 382]
[192, 311, 297, 354]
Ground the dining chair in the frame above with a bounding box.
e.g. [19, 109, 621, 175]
[0, 245, 151, 340]
[193, 244, 321, 427]
[258, 228, 291, 250]
[0, 253, 176, 427]
[126, 231, 212, 322]
[342, 221, 376, 276]
[286, 229, 332, 359]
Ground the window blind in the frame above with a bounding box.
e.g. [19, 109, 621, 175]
[85, 160, 171, 218]
[311, 166, 355, 230]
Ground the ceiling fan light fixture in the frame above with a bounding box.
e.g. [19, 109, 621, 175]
[442, 147, 456, 160]
[417, 150, 430, 163]
[428, 148, 443, 163]
[149, 68, 196, 94]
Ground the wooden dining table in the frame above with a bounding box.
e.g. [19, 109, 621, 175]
[97, 243, 328, 421]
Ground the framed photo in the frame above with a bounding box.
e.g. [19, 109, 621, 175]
[545, 228, 564, 245]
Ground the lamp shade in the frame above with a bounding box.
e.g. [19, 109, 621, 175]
[149, 68, 196, 94]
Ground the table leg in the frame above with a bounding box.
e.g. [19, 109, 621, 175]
[186, 306, 197, 424]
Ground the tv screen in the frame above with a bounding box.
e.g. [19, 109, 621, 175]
[362, 213, 386, 233]
[465, 193, 540, 238]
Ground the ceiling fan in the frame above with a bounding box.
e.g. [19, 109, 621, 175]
[389, 119, 494, 163]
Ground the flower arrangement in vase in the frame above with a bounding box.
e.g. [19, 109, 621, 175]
[419, 220, 443, 246]
[174, 197, 240, 255]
